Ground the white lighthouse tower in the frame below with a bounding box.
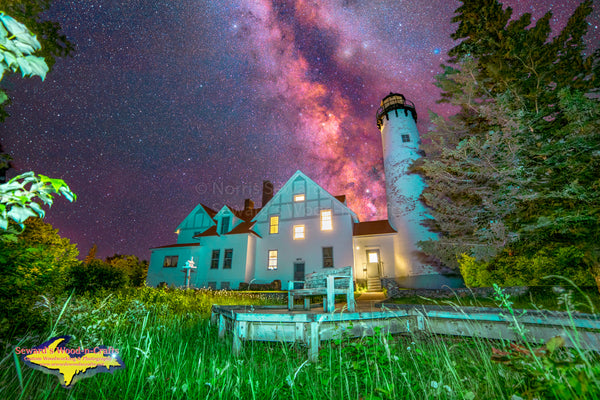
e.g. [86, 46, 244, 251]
[376, 92, 437, 277]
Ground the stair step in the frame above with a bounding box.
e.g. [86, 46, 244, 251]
[367, 277, 382, 291]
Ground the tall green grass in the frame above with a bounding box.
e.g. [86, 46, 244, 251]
[0, 287, 598, 399]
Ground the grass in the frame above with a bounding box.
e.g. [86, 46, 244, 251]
[0, 286, 599, 399]
[391, 285, 600, 314]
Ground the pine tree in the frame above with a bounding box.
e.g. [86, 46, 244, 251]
[84, 244, 98, 264]
[419, 0, 600, 285]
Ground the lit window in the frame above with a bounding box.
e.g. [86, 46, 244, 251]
[320, 209, 332, 231]
[268, 250, 278, 270]
[220, 216, 230, 234]
[163, 256, 178, 268]
[401, 134, 411, 143]
[270, 216, 279, 234]
[223, 249, 233, 269]
[294, 194, 305, 202]
[368, 251, 379, 263]
[323, 247, 334, 268]
[210, 250, 220, 269]
[293, 225, 305, 239]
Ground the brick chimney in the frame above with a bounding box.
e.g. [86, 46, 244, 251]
[244, 198, 254, 211]
[262, 180, 274, 207]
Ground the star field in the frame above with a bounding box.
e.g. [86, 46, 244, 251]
[1, 0, 598, 259]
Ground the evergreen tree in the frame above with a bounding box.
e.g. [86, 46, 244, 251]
[84, 243, 98, 264]
[419, 0, 599, 286]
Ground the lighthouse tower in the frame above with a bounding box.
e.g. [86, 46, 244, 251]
[376, 93, 437, 277]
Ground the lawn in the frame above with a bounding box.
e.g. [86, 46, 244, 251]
[1, 287, 598, 399]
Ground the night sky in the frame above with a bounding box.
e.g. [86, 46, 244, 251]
[1, 0, 598, 260]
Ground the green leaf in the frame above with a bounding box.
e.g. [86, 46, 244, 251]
[28, 202, 45, 218]
[22, 55, 48, 80]
[38, 175, 66, 192]
[59, 186, 76, 202]
[7, 205, 37, 223]
[0, 13, 41, 52]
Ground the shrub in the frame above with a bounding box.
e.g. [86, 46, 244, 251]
[459, 246, 596, 287]
[67, 260, 129, 294]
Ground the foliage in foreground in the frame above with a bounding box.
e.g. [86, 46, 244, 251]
[0, 2, 73, 120]
[0, 287, 598, 400]
[0, 218, 79, 339]
[418, 0, 600, 286]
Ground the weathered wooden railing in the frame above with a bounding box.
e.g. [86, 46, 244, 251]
[211, 303, 600, 362]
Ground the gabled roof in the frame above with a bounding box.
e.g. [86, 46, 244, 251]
[252, 170, 359, 222]
[353, 220, 396, 236]
[151, 243, 201, 250]
[200, 204, 218, 219]
[176, 203, 217, 231]
[228, 221, 262, 238]
[194, 225, 218, 237]
[214, 205, 236, 220]
[192, 222, 261, 238]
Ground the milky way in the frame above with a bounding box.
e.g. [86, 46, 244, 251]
[1, 0, 598, 259]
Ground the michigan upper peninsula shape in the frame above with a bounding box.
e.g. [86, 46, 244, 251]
[20, 336, 125, 388]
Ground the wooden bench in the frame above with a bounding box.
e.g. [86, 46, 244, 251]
[288, 266, 355, 312]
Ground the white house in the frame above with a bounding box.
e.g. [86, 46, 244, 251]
[148, 170, 394, 289]
[147, 93, 454, 290]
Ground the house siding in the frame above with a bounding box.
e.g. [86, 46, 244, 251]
[147, 245, 200, 287]
[193, 234, 250, 289]
[251, 173, 355, 284]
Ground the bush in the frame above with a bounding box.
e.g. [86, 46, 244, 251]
[0, 218, 79, 338]
[459, 246, 596, 287]
[67, 260, 129, 294]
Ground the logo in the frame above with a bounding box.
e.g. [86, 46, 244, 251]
[16, 336, 125, 388]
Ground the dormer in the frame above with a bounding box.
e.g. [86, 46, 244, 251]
[214, 206, 241, 235]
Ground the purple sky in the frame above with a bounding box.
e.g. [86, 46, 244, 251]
[1, 0, 598, 260]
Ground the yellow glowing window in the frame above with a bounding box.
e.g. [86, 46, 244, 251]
[269, 216, 279, 234]
[320, 209, 332, 231]
[293, 194, 305, 202]
[293, 225, 305, 239]
[268, 250, 278, 270]
[368, 251, 379, 263]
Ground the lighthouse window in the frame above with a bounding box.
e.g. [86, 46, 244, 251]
[401, 134, 411, 143]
